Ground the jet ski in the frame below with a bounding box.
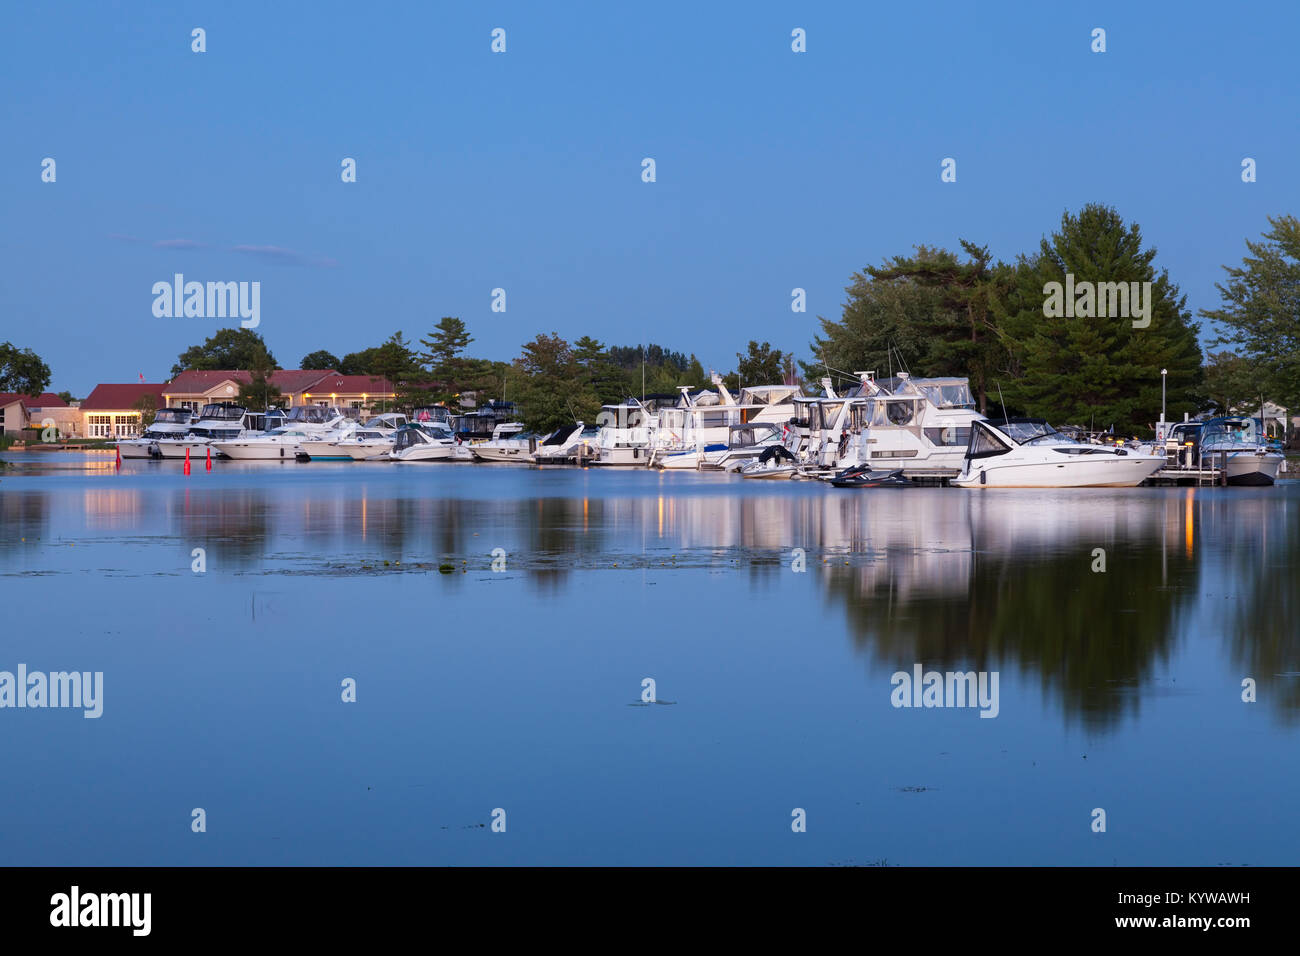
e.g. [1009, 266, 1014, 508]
[828, 465, 912, 488]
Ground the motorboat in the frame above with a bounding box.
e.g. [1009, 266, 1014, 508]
[327, 429, 396, 460]
[829, 465, 912, 488]
[211, 405, 348, 460]
[655, 441, 730, 470]
[952, 418, 1167, 488]
[658, 422, 792, 471]
[843, 372, 985, 478]
[150, 403, 280, 459]
[591, 398, 664, 466]
[296, 412, 404, 459]
[389, 420, 459, 462]
[532, 422, 596, 464]
[115, 408, 195, 458]
[1198, 416, 1284, 486]
[360, 412, 407, 435]
[213, 427, 315, 460]
[451, 401, 518, 442]
[300, 422, 396, 461]
[471, 423, 535, 462]
[738, 444, 799, 479]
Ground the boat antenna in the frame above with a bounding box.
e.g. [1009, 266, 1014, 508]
[997, 383, 1009, 425]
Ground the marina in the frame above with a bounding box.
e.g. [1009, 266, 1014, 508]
[80, 373, 1292, 493]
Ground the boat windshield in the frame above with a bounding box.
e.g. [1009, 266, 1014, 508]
[815, 402, 844, 429]
[730, 424, 781, 447]
[154, 409, 191, 424]
[198, 404, 246, 421]
[286, 406, 337, 425]
[916, 382, 976, 408]
[1202, 418, 1261, 446]
[1001, 420, 1071, 446]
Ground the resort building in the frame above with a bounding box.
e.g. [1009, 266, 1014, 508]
[79, 383, 168, 438]
[161, 370, 396, 415]
[0, 392, 68, 436]
[298, 373, 400, 413]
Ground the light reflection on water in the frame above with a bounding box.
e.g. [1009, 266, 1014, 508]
[1, 453, 1297, 865]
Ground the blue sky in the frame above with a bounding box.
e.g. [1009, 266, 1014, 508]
[2, 0, 1296, 396]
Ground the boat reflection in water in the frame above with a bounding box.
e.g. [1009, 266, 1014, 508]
[0, 460, 1296, 732]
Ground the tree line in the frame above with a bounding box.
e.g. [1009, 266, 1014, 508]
[807, 203, 1298, 435]
[4, 203, 1294, 438]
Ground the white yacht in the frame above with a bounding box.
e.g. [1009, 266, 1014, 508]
[1197, 416, 1284, 486]
[360, 412, 408, 435]
[298, 412, 406, 461]
[471, 423, 534, 462]
[115, 408, 195, 458]
[532, 423, 596, 463]
[389, 420, 459, 462]
[952, 418, 1167, 488]
[151, 403, 275, 459]
[793, 378, 851, 469]
[658, 422, 791, 471]
[212, 406, 348, 460]
[738, 444, 800, 479]
[326, 429, 396, 460]
[806, 372, 983, 477]
[591, 398, 663, 466]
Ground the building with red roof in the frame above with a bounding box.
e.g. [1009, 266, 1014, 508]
[162, 369, 396, 414]
[0, 392, 68, 435]
[79, 383, 168, 438]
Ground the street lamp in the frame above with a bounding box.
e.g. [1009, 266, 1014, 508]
[1159, 368, 1167, 441]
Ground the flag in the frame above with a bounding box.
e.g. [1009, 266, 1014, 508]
[139, 372, 145, 383]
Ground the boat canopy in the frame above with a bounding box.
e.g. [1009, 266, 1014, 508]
[197, 403, 246, 421]
[738, 385, 800, 406]
[540, 423, 581, 446]
[728, 423, 781, 447]
[411, 406, 452, 424]
[153, 408, 194, 424]
[1201, 416, 1263, 447]
[286, 405, 341, 425]
[872, 376, 975, 408]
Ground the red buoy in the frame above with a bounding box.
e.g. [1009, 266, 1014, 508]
[115, 446, 121, 469]
[184, 446, 191, 475]
[206, 446, 212, 471]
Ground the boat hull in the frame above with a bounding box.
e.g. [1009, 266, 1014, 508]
[471, 445, 531, 462]
[953, 455, 1166, 488]
[212, 441, 302, 460]
[115, 441, 157, 459]
[151, 440, 220, 459]
[1223, 452, 1283, 486]
[591, 446, 653, 466]
[392, 445, 454, 462]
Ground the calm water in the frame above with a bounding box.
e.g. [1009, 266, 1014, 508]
[1, 452, 1297, 865]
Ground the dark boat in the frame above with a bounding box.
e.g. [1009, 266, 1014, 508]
[828, 465, 912, 488]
